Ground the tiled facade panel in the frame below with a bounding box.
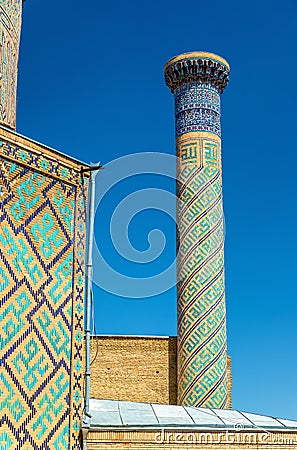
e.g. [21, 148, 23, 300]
[0, 132, 86, 450]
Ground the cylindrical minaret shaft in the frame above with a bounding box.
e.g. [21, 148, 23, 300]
[165, 52, 230, 408]
[0, 0, 23, 129]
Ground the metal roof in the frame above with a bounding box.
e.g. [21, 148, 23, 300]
[89, 399, 297, 431]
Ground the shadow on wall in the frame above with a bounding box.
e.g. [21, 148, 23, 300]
[168, 337, 177, 405]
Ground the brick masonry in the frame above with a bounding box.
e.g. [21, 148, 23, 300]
[89, 336, 232, 408]
[89, 336, 178, 405]
[87, 429, 297, 449]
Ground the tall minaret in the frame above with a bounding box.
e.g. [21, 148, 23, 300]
[0, 0, 23, 129]
[165, 52, 230, 408]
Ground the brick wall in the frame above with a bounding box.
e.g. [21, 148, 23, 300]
[89, 336, 232, 407]
[89, 336, 177, 404]
[87, 429, 297, 449]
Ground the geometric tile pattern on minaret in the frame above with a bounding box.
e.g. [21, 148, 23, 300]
[0, 135, 87, 449]
[165, 52, 230, 408]
[0, 0, 23, 129]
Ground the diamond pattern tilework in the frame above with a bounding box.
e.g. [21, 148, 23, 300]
[0, 145, 86, 449]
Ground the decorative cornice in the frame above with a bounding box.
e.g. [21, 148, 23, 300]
[0, 127, 90, 186]
[165, 52, 230, 94]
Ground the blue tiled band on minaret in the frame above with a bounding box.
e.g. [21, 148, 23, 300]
[174, 84, 221, 137]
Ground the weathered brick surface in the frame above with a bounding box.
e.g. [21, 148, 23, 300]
[87, 430, 297, 449]
[88, 336, 232, 407]
[89, 336, 177, 404]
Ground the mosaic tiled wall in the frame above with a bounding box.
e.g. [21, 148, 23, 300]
[0, 131, 87, 449]
[165, 52, 230, 408]
[0, 0, 23, 129]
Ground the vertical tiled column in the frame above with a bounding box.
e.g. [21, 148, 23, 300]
[0, 0, 23, 129]
[165, 52, 230, 408]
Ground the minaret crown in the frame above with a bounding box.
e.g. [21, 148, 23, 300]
[164, 52, 230, 94]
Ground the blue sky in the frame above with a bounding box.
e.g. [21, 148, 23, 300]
[17, 0, 297, 420]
